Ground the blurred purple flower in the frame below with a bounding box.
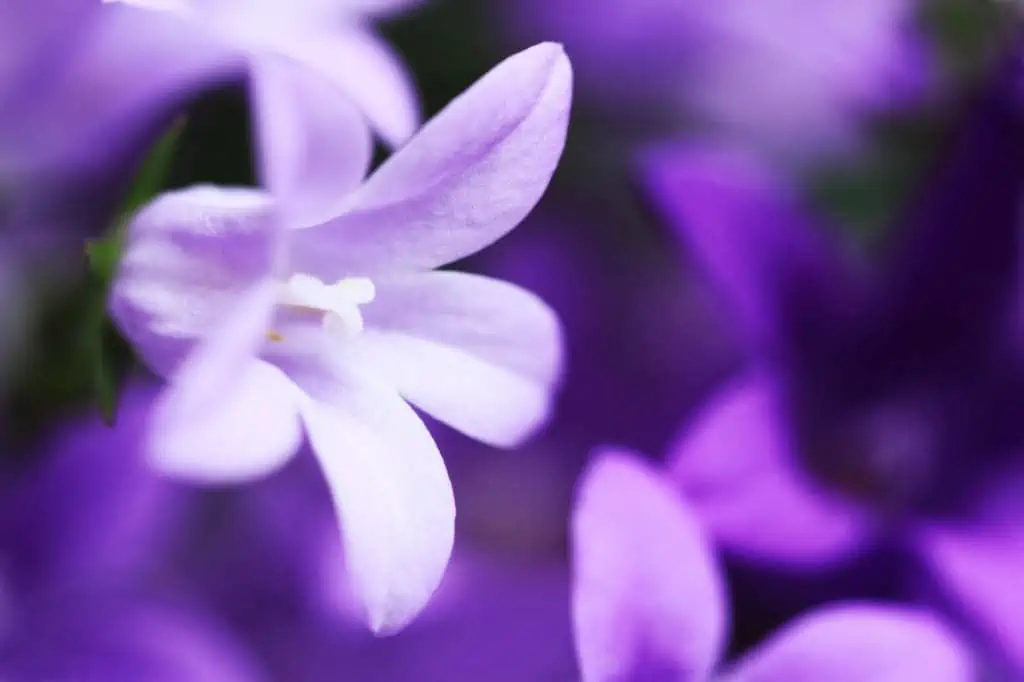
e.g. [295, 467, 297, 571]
[111, 44, 572, 634]
[571, 449, 974, 682]
[648, 45, 1024, 672]
[102, 0, 425, 145]
[0, 387, 263, 681]
[500, 0, 928, 162]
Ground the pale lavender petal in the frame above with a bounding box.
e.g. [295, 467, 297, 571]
[282, 27, 421, 147]
[290, 43, 573, 278]
[286, 354, 455, 635]
[644, 145, 861, 362]
[148, 282, 302, 482]
[249, 52, 372, 226]
[356, 271, 563, 447]
[720, 603, 973, 682]
[349, 0, 427, 17]
[917, 520, 1024, 671]
[669, 376, 874, 568]
[111, 186, 280, 376]
[572, 450, 727, 682]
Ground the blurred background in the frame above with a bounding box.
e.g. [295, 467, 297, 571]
[2, 0, 1023, 680]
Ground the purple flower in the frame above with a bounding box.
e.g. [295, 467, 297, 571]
[648, 45, 1024, 672]
[571, 449, 974, 682]
[111, 44, 573, 634]
[102, 0, 425, 145]
[0, 388, 263, 681]
[499, 0, 928, 162]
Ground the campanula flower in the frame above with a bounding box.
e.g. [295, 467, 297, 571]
[102, 0, 424, 145]
[499, 0, 928, 163]
[572, 449, 974, 682]
[650, 42, 1024, 673]
[0, 388, 263, 681]
[112, 43, 572, 634]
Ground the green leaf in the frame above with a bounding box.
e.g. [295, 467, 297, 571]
[122, 116, 187, 218]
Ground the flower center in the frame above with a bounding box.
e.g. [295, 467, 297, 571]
[275, 274, 376, 338]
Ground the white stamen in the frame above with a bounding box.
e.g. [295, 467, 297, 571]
[278, 274, 376, 337]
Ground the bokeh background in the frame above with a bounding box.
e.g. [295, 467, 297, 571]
[2, 0, 1022, 680]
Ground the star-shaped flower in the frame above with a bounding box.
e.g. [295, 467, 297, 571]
[571, 449, 974, 682]
[111, 43, 573, 634]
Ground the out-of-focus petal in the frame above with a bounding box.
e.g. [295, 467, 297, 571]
[916, 519, 1024, 672]
[644, 145, 861, 363]
[0, 386, 176, 595]
[148, 283, 301, 482]
[874, 43, 1024, 368]
[357, 271, 563, 447]
[250, 53, 372, 226]
[289, 43, 573, 278]
[719, 603, 973, 682]
[111, 186, 280, 375]
[669, 376, 873, 568]
[349, 0, 427, 18]
[572, 450, 727, 682]
[292, 359, 455, 635]
[282, 28, 421, 147]
[0, 600, 265, 682]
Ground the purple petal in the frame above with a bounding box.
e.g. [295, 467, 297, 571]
[643, 145, 861, 363]
[572, 450, 727, 682]
[357, 271, 563, 447]
[0, 386, 177, 595]
[668, 376, 874, 568]
[289, 43, 573, 278]
[147, 282, 301, 483]
[283, 353, 455, 635]
[111, 186, 281, 376]
[917, 519, 1024, 672]
[720, 603, 973, 682]
[249, 53, 373, 226]
[281, 28, 421, 147]
[0, 600, 264, 682]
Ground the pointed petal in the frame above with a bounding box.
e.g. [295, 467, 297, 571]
[292, 362, 455, 634]
[644, 145, 860, 362]
[572, 450, 727, 682]
[917, 519, 1024, 672]
[720, 604, 973, 682]
[249, 52, 373, 226]
[148, 283, 302, 482]
[111, 185, 281, 376]
[290, 43, 573, 278]
[357, 271, 563, 447]
[669, 376, 873, 568]
[282, 28, 421, 147]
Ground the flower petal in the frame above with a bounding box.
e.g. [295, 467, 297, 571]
[111, 185, 281, 376]
[289, 42, 573, 278]
[0, 600, 263, 682]
[292, 362, 455, 635]
[249, 52, 373, 226]
[281, 27, 421, 148]
[719, 604, 973, 682]
[668, 375, 873, 568]
[572, 450, 727, 682]
[643, 145, 861, 362]
[148, 283, 302, 483]
[916, 520, 1024, 672]
[357, 271, 563, 447]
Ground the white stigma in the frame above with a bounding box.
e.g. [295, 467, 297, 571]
[279, 274, 376, 337]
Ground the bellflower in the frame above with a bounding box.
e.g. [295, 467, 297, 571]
[102, 0, 425, 145]
[572, 449, 974, 682]
[0, 388, 263, 681]
[500, 0, 928, 162]
[112, 44, 572, 634]
[648, 43, 1024, 672]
